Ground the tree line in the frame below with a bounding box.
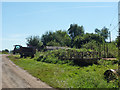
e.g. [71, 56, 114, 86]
[26, 24, 115, 51]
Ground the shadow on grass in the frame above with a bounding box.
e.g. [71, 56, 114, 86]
[36, 56, 100, 67]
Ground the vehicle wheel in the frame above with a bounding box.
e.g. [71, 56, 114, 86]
[24, 55, 27, 58]
[20, 55, 23, 58]
[31, 55, 34, 58]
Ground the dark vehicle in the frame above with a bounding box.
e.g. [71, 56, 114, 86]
[13, 45, 36, 58]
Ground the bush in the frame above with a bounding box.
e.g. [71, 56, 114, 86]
[2, 49, 9, 54]
[36, 48, 98, 66]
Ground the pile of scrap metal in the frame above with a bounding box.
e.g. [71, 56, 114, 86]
[104, 69, 119, 82]
[13, 45, 36, 58]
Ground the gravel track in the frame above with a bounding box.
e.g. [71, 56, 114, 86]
[2, 54, 54, 89]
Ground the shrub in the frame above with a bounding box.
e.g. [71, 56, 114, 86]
[36, 48, 99, 66]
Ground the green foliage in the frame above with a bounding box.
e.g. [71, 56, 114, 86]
[36, 48, 100, 66]
[73, 33, 104, 48]
[41, 30, 71, 47]
[82, 40, 99, 51]
[95, 28, 101, 35]
[101, 27, 109, 40]
[25, 24, 118, 59]
[68, 24, 84, 40]
[73, 35, 85, 48]
[95, 27, 109, 41]
[47, 41, 61, 46]
[73, 39, 117, 58]
[98, 42, 118, 58]
[8, 55, 118, 88]
[2, 51, 9, 54]
[107, 42, 118, 58]
[26, 35, 43, 50]
[98, 59, 118, 65]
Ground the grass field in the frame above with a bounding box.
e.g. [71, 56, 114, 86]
[8, 54, 118, 88]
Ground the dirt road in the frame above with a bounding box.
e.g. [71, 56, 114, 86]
[2, 54, 53, 88]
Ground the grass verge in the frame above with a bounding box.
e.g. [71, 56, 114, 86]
[8, 55, 118, 88]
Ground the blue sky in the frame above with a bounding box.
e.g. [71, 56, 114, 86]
[2, 2, 118, 51]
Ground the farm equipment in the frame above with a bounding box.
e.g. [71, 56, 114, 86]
[13, 45, 36, 58]
[104, 69, 119, 82]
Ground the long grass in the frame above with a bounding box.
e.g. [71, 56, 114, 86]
[8, 54, 118, 88]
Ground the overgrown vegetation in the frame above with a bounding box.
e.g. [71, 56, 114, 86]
[25, 24, 118, 58]
[26, 36, 43, 51]
[8, 52, 118, 88]
[6, 23, 118, 88]
[36, 49, 100, 66]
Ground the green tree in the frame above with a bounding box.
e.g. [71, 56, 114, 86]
[41, 30, 71, 47]
[68, 24, 84, 47]
[68, 24, 84, 39]
[95, 27, 109, 41]
[73, 33, 104, 48]
[73, 35, 85, 48]
[26, 36, 43, 50]
[54, 30, 71, 46]
[95, 28, 101, 35]
[41, 31, 53, 45]
[101, 27, 109, 41]
[82, 40, 99, 51]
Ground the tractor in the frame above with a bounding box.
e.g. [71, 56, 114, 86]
[13, 45, 36, 58]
